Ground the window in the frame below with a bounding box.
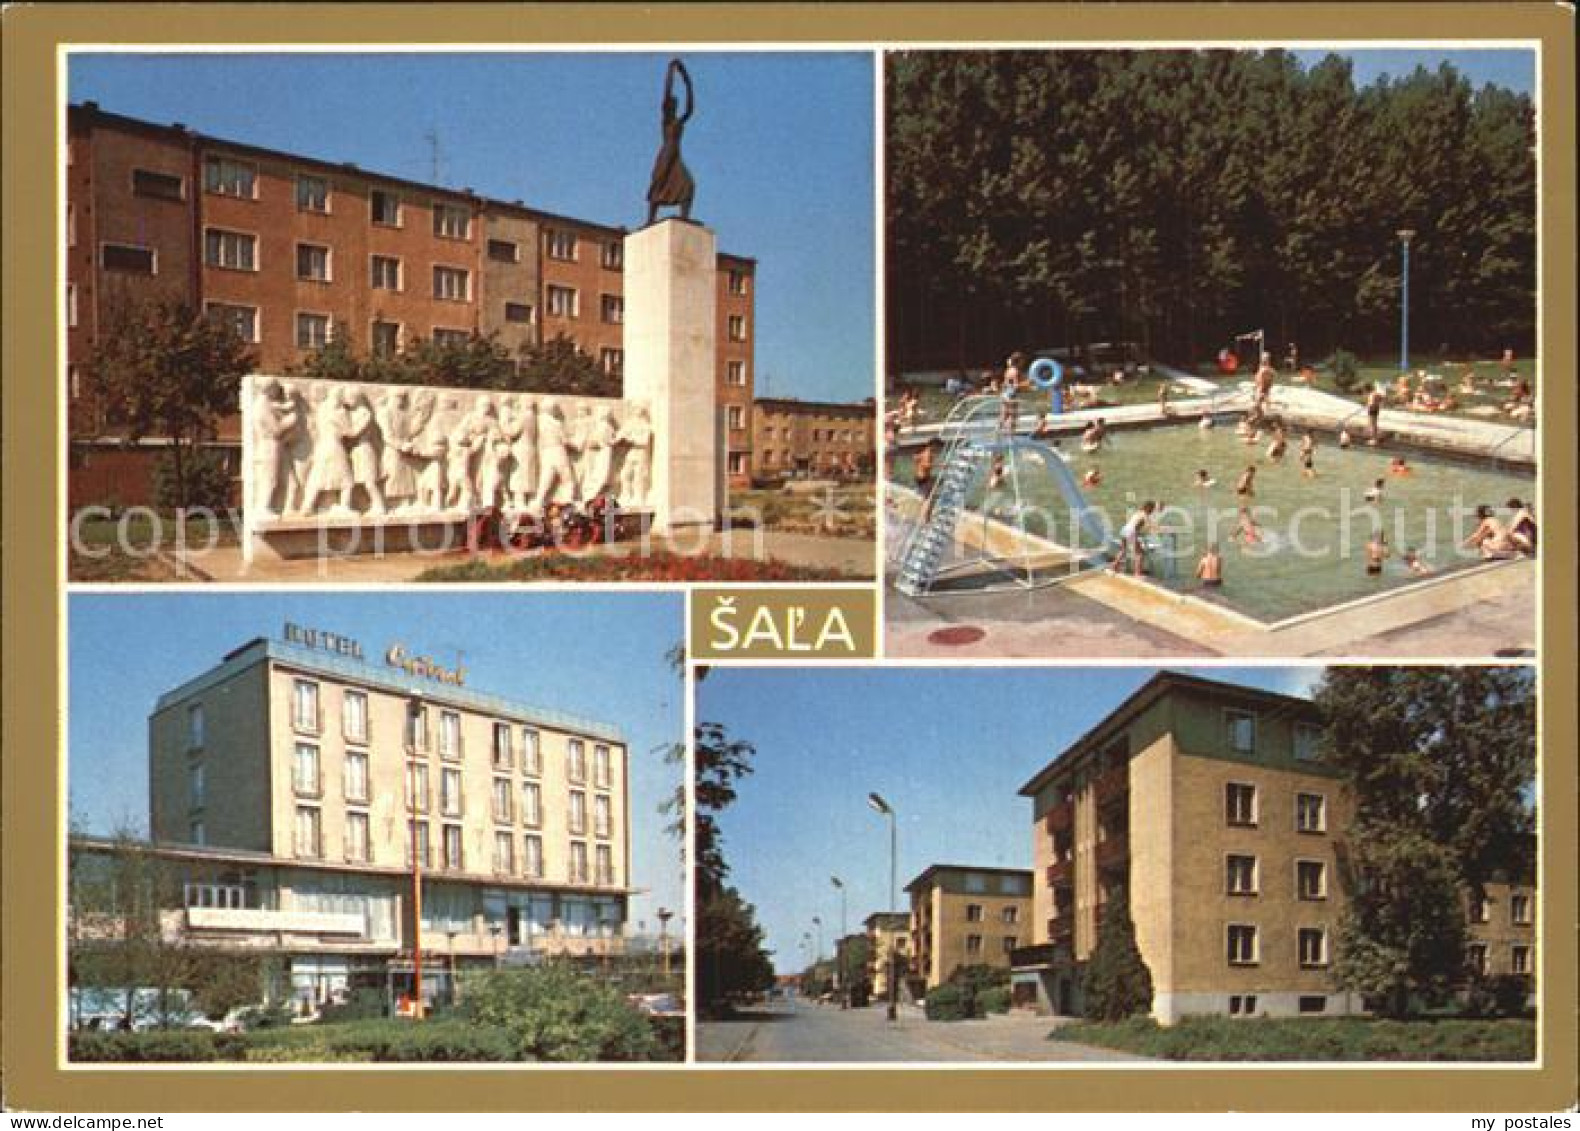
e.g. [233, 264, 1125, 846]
[594, 794, 612, 839]
[406, 761, 430, 813]
[442, 823, 463, 870]
[132, 168, 184, 201]
[440, 768, 463, 817]
[1298, 927, 1328, 968]
[492, 778, 513, 823]
[294, 742, 321, 796]
[566, 739, 586, 782]
[67, 203, 76, 247]
[600, 348, 623, 377]
[1227, 924, 1258, 966]
[342, 690, 368, 743]
[504, 302, 533, 324]
[294, 806, 322, 858]
[1295, 791, 1326, 833]
[728, 452, 749, 477]
[488, 238, 519, 262]
[1294, 723, 1322, 762]
[600, 293, 624, 324]
[1296, 860, 1327, 901]
[1298, 995, 1327, 1014]
[569, 790, 588, 835]
[727, 405, 746, 431]
[371, 320, 401, 357]
[438, 711, 461, 759]
[101, 243, 156, 274]
[1468, 896, 1491, 924]
[1466, 943, 1489, 976]
[546, 229, 577, 261]
[1225, 710, 1256, 753]
[523, 834, 544, 878]
[1225, 782, 1257, 827]
[569, 841, 589, 883]
[405, 702, 429, 751]
[408, 820, 431, 868]
[1511, 944, 1531, 975]
[344, 750, 369, 803]
[521, 728, 541, 776]
[547, 284, 578, 318]
[1228, 994, 1258, 1016]
[433, 265, 470, 301]
[601, 241, 623, 270]
[491, 722, 513, 769]
[1002, 905, 1020, 925]
[205, 303, 259, 343]
[493, 831, 515, 874]
[432, 327, 470, 348]
[371, 190, 401, 226]
[296, 312, 331, 350]
[205, 228, 257, 271]
[727, 360, 747, 386]
[188, 761, 205, 808]
[965, 934, 983, 956]
[433, 203, 471, 240]
[728, 269, 749, 295]
[345, 811, 370, 862]
[296, 174, 330, 213]
[966, 904, 985, 923]
[521, 782, 542, 828]
[727, 314, 747, 341]
[1002, 936, 1018, 955]
[293, 680, 320, 732]
[1511, 894, 1532, 925]
[1226, 854, 1258, 896]
[204, 157, 256, 199]
[187, 703, 205, 749]
[594, 745, 612, 789]
[595, 844, 614, 885]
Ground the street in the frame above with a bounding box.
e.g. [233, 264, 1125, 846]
[695, 998, 1147, 1063]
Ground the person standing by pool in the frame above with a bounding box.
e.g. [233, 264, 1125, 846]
[1365, 530, 1390, 575]
[1253, 352, 1276, 413]
[1299, 433, 1318, 479]
[1235, 464, 1257, 500]
[1111, 500, 1156, 576]
[1158, 380, 1173, 416]
[1196, 543, 1223, 588]
[1365, 387, 1385, 444]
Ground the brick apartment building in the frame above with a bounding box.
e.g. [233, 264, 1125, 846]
[750, 397, 875, 484]
[904, 864, 1033, 990]
[65, 102, 755, 506]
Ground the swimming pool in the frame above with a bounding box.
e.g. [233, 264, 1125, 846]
[891, 421, 1534, 623]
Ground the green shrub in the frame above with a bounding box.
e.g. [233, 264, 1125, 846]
[319, 987, 387, 1024]
[460, 965, 662, 1061]
[237, 1003, 296, 1030]
[924, 983, 972, 1022]
[1083, 895, 1154, 1022]
[648, 1015, 686, 1062]
[976, 986, 1012, 1015]
[1330, 349, 1360, 393]
[154, 448, 234, 512]
[324, 1019, 515, 1062]
[69, 1029, 243, 1062]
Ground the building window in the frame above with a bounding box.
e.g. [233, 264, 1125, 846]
[523, 834, 544, 878]
[132, 168, 185, 201]
[205, 302, 259, 343]
[545, 229, 577, 261]
[371, 189, 401, 226]
[67, 203, 76, 247]
[371, 320, 402, 357]
[1466, 943, 1489, 977]
[600, 348, 623, 377]
[487, 722, 511, 769]
[344, 750, 369, 804]
[1225, 710, 1256, 754]
[188, 761, 205, 808]
[601, 241, 623, 270]
[205, 228, 257, 271]
[521, 781, 542, 828]
[966, 904, 984, 923]
[727, 360, 747, 386]
[296, 312, 331, 351]
[433, 203, 471, 240]
[342, 690, 368, 744]
[294, 742, 321, 796]
[433, 265, 470, 302]
[1225, 782, 1257, 827]
[204, 156, 256, 199]
[1002, 936, 1017, 955]
[1511, 893, 1532, 925]
[1227, 924, 1258, 966]
[728, 451, 749, 477]
[504, 302, 533, 324]
[488, 238, 519, 263]
[440, 767, 463, 817]
[727, 314, 747, 341]
[1298, 927, 1328, 968]
[408, 820, 431, 868]
[1225, 854, 1258, 896]
[296, 174, 330, 213]
[594, 744, 612, 789]
[293, 679, 320, 732]
[189, 820, 206, 847]
[294, 806, 322, 858]
[406, 761, 430, 814]
[965, 934, 983, 956]
[369, 254, 402, 291]
[1002, 905, 1019, 925]
[1294, 722, 1322, 762]
[568, 739, 587, 783]
[1511, 944, 1531, 975]
[728, 268, 749, 295]
[1228, 994, 1258, 1016]
[595, 844, 614, 885]
[546, 284, 578, 318]
[727, 405, 746, 431]
[442, 823, 463, 870]
[438, 710, 461, 759]
[187, 703, 205, 749]
[493, 831, 515, 874]
[521, 728, 541, 776]
[594, 794, 612, 839]
[101, 243, 156, 274]
[569, 841, 589, 883]
[433, 327, 470, 348]
[405, 702, 428, 751]
[1468, 896, 1491, 924]
[492, 777, 514, 823]
[569, 789, 588, 836]
[1295, 791, 1326, 834]
[346, 811, 370, 863]
[600, 293, 624, 324]
[1296, 860, 1327, 901]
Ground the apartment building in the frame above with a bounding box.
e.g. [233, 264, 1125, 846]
[97, 622, 634, 1008]
[65, 102, 756, 504]
[1466, 880, 1538, 980]
[905, 865, 1033, 990]
[863, 911, 912, 1000]
[751, 397, 876, 484]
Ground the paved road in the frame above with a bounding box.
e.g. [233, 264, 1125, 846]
[696, 999, 1146, 1063]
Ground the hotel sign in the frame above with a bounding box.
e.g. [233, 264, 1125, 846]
[283, 622, 364, 659]
[385, 644, 467, 687]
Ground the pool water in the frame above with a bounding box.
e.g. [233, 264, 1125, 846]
[891, 423, 1533, 623]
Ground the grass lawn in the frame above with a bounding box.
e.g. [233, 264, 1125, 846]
[728, 485, 876, 540]
[68, 511, 239, 582]
[416, 550, 853, 583]
[1050, 1014, 1535, 1061]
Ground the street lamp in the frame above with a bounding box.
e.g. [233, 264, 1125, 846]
[1397, 229, 1416, 373]
[831, 875, 848, 1009]
[867, 791, 899, 1022]
[656, 907, 674, 981]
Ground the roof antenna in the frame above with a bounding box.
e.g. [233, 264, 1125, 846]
[424, 128, 442, 186]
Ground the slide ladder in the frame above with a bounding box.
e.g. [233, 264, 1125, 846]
[894, 441, 990, 596]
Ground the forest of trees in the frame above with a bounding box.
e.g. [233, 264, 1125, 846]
[886, 50, 1536, 373]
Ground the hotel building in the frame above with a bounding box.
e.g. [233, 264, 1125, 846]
[73, 624, 634, 1009]
[904, 865, 1033, 990]
[65, 102, 756, 505]
[750, 397, 875, 484]
[862, 911, 912, 1000]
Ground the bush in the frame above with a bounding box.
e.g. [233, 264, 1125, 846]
[1083, 896, 1154, 1022]
[648, 1015, 686, 1062]
[1330, 349, 1360, 393]
[154, 448, 234, 511]
[319, 987, 387, 1024]
[237, 1003, 296, 1030]
[323, 1019, 515, 1062]
[460, 965, 663, 1061]
[924, 983, 972, 1022]
[976, 986, 1012, 1015]
[69, 1029, 244, 1062]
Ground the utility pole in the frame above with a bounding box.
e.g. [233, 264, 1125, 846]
[1397, 229, 1415, 373]
[868, 792, 899, 1021]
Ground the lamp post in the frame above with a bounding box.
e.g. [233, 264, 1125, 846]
[868, 791, 898, 1021]
[1397, 229, 1415, 373]
[657, 907, 674, 981]
[831, 875, 848, 1009]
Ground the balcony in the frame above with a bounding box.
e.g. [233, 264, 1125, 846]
[1048, 918, 1074, 947]
[1095, 836, 1129, 872]
[1044, 801, 1073, 836]
[1093, 764, 1130, 806]
[186, 906, 364, 937]
[1045, 857, 1073, 887]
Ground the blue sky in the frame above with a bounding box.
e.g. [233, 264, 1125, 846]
[1289, 48, 1534, 95]
[696, 665, 1319, 974]
[69, 51, 876, 404]
[67, 592, 686, 932]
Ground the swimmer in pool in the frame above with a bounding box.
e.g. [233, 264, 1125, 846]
[1338, 428, 1353, 450]
[1193, 468, 1216, 489]
[1266, 422, 1288, 463]
[1199, 414, 1214, 431]
[1364, 477, 1385, 504]
[1234, 464, 1256, 500]
[1081, 466, 1103, 488]
[1365, 530, 1390, 575]
[1402, 547, 1433, 575]
[1388, 455, 1412, 476]
[1230, 506, 1263, 546]
[1299, 433, 1317, 479]
[1196, 543, 1223, 587]
[1081, 417, 1108, 453]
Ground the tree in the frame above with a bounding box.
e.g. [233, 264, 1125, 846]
[516, 333, 620, 399]
[1315, 667, 1536, 1017]
[692, 721, 757, 901]
[90, 298, 256, 509]
[1082, 892, 1154, 1022]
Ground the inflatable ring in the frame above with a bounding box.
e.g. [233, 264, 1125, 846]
[1029, 357, 1063, 390]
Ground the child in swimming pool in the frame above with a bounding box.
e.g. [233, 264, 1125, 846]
[1082, 466, 1103, 488]
[1193, 468, 1216, 489]
[1235, 465, 1256, 500]
[1365, 530, 1390, 575]
[1402, 547, 1433, 575]
[1230, 506, 1263, 546]
[1388, 455, 1412, 476]
[1299, 433, 1317, 479]
[1364, 478, 1385, 503]
[1196, 543, 1223, 587]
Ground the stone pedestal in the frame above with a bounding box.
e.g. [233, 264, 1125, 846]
[623, 219, 720, 534]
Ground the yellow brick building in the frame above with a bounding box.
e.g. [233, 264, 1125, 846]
[863, 911, 912, 1000]
[905, 865, 1032, 990]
